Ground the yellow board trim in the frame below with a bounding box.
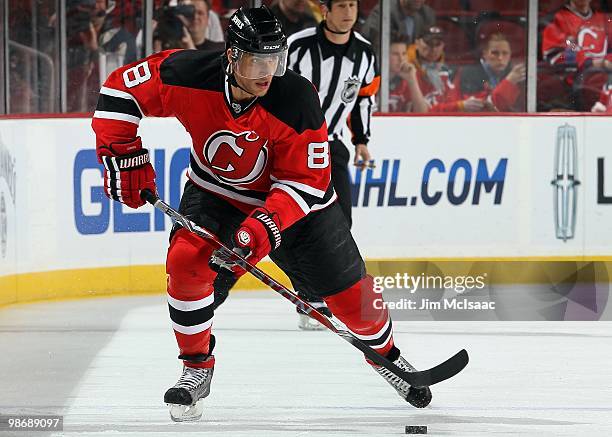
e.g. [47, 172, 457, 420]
[1, 257, 611, 307]
[0, 263, 290, 308]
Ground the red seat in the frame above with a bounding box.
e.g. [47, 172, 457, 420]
[427, 0, 467, 15]
[359, 0, 379, 16]
[470, 0, 527, 15]
[538, 0, 602, 14]
[437, 18, 475, 62]
[537, 64, 575, 111]
[476, 19, 526, 59]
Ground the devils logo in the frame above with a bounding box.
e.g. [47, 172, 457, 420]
[204, 130, 268, 184]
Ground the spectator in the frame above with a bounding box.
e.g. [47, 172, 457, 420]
[405, 26, 458, 112]
[93, 0, 138, 82]
[66, 0, 99, 112]
[389, 38, 428, 112]
[184, 0, 225, 42]
[592, 81, 612, 112]
[542, 0, 612, 73]
[361, 0, 435, 49]
[269, 0, 318, 37]
[8, 50, 35, 114]
[205, 6, 225, 42]
[153, 6, 196, 52]
[184, 0, 225, 50]
[453, 32, 526, 112]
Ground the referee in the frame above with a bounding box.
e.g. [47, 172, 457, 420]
[287, 0, 379, 229]
[287, 0, 380, 330]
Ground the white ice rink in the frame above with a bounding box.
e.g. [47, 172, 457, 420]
[1, 291, 612, 436]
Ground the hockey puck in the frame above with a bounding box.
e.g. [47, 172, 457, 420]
[405, 425, 427, 434]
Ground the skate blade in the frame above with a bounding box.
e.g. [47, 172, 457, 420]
[298, 323, 326, 331]
[168, 399, 204, 422]
[297, 314, 325, 331]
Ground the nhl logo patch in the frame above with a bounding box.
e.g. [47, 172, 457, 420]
[341, 76, 361, 104]
[231, 102, 242, 113]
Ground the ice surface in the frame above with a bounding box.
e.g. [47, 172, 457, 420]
[1, 291, 611, 436]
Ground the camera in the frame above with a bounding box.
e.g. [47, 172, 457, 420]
[154, 4, 195, 23]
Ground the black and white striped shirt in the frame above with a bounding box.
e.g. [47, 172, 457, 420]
[287, 23, 380, 146]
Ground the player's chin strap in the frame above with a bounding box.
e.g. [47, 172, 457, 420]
[323, 20, 351, 35]
[221, 56, 257, 98]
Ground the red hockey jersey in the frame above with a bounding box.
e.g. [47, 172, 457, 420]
[594, 81, 612, 111]
[92, 49, 335, 231]
[542, 5, 612, 69]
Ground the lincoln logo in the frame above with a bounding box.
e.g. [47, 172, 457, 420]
[551, 124, 580, 241]
[204, 130, 268, 184]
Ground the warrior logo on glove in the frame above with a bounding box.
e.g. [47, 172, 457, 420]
[204, 130, 268, 185]
[98, 137, 157, 210]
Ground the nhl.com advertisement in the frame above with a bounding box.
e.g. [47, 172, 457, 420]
[1, 115, 611, 320]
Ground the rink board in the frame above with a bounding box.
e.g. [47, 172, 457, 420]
[0, 115, 611, 305]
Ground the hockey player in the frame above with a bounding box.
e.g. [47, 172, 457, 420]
[91, 6, 431, 422]
[286, 0, 379, 330]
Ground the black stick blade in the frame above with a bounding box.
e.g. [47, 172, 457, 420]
[406, 349, 469, 387]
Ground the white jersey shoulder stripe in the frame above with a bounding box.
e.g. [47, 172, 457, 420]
[93, 110, 140, 125]
[100, 86, 136, 100]
[100, 86, 145, 116]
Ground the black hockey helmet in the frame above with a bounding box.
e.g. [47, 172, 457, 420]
[225, 6, 288, 79]
[227, 6, 287, 55]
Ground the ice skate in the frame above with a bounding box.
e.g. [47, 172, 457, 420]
[164, 364, 214, 422]
[373, 347, 432, 408]
[297, 300, 333, 331]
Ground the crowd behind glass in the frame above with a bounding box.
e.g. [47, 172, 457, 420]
[4, 0, 612, 114]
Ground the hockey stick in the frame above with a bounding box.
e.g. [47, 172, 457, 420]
[141, 190, 468, 388]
